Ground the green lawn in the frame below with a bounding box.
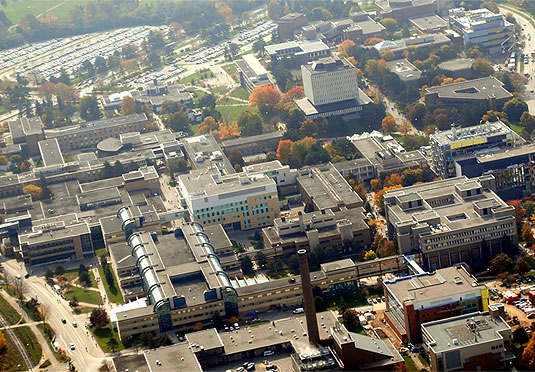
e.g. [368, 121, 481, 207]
[13, 326, 42, 366]
[1, 0, 61, 23]
[98, 267, 124, 304]
[0, 331, 24, 371]
[0, 295, 21, 325]
[37, 323, 67, 363]
[91, 326, 125, 353]
[211, 86, 230, 95]
[216, 105, 249, 123]
[62, 268, 97, 288]
[189, 88, 206, 105]
[391, 133, 404, 144]
[404, 356, 418, 372]
[218, 97, 245, 105]
[94, 247, 107, 258]
[509, 121, 524, 136]
[189, 123, 200, 134]
[181, 69, 211, 85]
[222, 64, 236, 75]
[230, 87, 250, 101]
[64, 287, 102, 306]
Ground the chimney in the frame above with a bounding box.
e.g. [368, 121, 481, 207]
[297, 249, 320, 346]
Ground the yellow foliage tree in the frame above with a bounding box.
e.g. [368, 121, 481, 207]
[23, 184, 43, 200]
[216, 121, 239, 140]
[120, 96, 136, 115]
[199, 116, 218, 134]
[381, 116, 398, 134]
[337, 39, 355, 56]
[364, 250, 377, 261]
[0, 331, 6, 352]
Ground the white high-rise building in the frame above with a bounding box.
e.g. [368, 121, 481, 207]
[301, 57, 359, 106]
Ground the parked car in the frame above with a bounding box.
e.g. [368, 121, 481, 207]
[264, 350, 275, 356]
[293, 308, 304, 314]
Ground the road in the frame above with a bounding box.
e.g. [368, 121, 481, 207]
[0, 259, 106, 372]
[499, 5, 535, 112]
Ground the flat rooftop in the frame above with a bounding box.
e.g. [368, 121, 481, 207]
[425, 76, 513, 101]
[46, 113, 147, 137]
[430, 120, 513, 146]
[179, 170, 276, 199]
[264, 39, 329, 55]
[38, 138, 64, 167]
[373, 33, 450, 53]
[422, 312, 510, 353]
[9, 116, 43, 139]
[438, 58, 474, 72]
[143, 343, 202, 372]
[384, 266, 485, 305]
[221, 131, 284, 148]
[409, 14, 448, 30]
[385, 59, 422, 82]
[297, 164, 363, 210]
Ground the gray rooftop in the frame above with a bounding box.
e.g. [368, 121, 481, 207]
[438, 58, 474, 72]
[425, 76, 513, 101]
[221, 131, 284, 148]
[385, 59, 422, 82]
[384, 266, 485, 305]
[143, 343, 202, 372]
[373, 33, 450, 53]
[303, 57, 353, 74]
[422, 312, 510, 353]
[430, 120, 513, 146]
[409, 14, 448, 31]
[38, 138, 64, 167]
[264, 39, 330, 56]
[9, 117, 43, 140]
[46, 113, 147, 137]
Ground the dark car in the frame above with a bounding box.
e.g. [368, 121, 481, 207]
[61, 319, 66, 324]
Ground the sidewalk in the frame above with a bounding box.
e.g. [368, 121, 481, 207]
[0, 290, 59, 369]
[92, 268, 111, 311]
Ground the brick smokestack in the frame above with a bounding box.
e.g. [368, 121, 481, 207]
[297, 249, 320, 346]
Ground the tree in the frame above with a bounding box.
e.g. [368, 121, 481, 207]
[472, 58, 493, 77]
[371, 179, 382, 192]
[338, 40, 355, 57]
[241, 256, 254, 276]
[489, 253, 513, 275]
[194, 321, 204, 331]
[45, 267, 54, 282]
[256, 252, 268, 268]
[520, 332, 535, 370]
[380, 18, 398, 34]
[90, 309, 109, 329]
[0, 331, 6, 352]
[79, 96, 101, 121]
[364, 250, 377, 261]
[199, 94, 216, 109]
[106, 338, 119, 353]
[228, 149, 243, 167]
[377, 241, 396, 258]
[79, 271, 91, 287]
[503, 97, 528, 122]
[13, 277, 29, 302]
[522, 224, 534, 243]
[267, 0, 282, 20]
[120, 96, 136, 115]
[515, 258, 530, 275]
[199, 116, 218, 134]
[514, 326, 530, 345]
[164, 111, 190, 133]
[506, 200, 525, 228]
[237, 110, 263, 136]
[253, 39, 267, 55]
[249, 85, 281, 116]
[521, 111, 535, 132]
[288, 254, 300, 274]
[277, 139, 293, 164]
[103, 161, 114, 179]
[38, 303, 50, 325]
[147, 52, 160, 68]
[55, 265, 65, 276]
[23, 184, 43, 200]
[381, 116, 398, 134]
[39, 174, 52, 200]
[0, 156, 7, 166]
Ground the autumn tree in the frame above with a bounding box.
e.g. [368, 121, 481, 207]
[0, 331, 6, 352]
[520, 332, 535, 370]
[23, 184, 43, 200]
[472, 58, 493, 77]
[371, 179, 381, 192]
[199, 116, 218, 134]
[489, 253, 513, 275]
[38, 81, 56, 102]
[364, 37, 384, 46]
[374, 185, 402, 213]
[120, 96, 136, 115]
[380, 18, 398, 34]
[385, 173, 402, 187]
[506, 200, 525, 228]
[381, 116, 398, 134]
[522, 224, 534, 243]
[249, 85, 281, 116]
[399, 120, 411, 136]
[338, 40, 355, 57]
[377, 240, 396, 258]
[364, 250, 377, 260]
[216, 121, 239, 140]
[215, 2, 233, 24]
[0, 156, 8, 166]
[277, 139, 293, 164]
[278, 86, 304, 111]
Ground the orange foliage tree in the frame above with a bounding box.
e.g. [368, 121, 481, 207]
[338, 39, 355, 56]
[506, 200, 525, 228]
[364, 37, 384, 46]
[120, 96, 136, 115]
[216, 121, 239, 140]
[199, 116, 218, 134]
[381, 116, 398, 134]
[23, 184, 43, 200]
[520, 332, 535, 370]
[374, 185, 402, 213]
[371, 179, 382, 192]
[278, 86, 304, 111]
[249, 85, 281, 116]
[385, 173, 402, 187]
[277, 139, 294, 164]
[215, 1, 233, 24]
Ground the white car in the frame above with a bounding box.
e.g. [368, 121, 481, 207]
[69, 343, 75, 350]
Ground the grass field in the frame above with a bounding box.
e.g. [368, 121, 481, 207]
[0, 295, 21, 325]
[1, 0, 86, 24]
[0, 331, 24, 371]
[13, 326, 42, 366]
[218, 97, 244, 105]
[64, 287, 102, 306]
[91, 325, 124, 353]
[216, 105, 249, 123]
[98, 267, 124, 304]
[62, 268, 97, 288]
[404, 356, 418, 371]
[230, 87, 250, 101]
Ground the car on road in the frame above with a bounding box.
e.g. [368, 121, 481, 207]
[264, 350, 275, 356]
[72, 322, 77, 328]
[69, 343, 75, 350]
[24, 273, 29, 279]
[61, 319, 66, 324]
[293, 307, 304, 314]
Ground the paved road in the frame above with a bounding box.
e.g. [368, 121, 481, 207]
[1, 259, 106, 372]
[500, 5, 535, 112]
